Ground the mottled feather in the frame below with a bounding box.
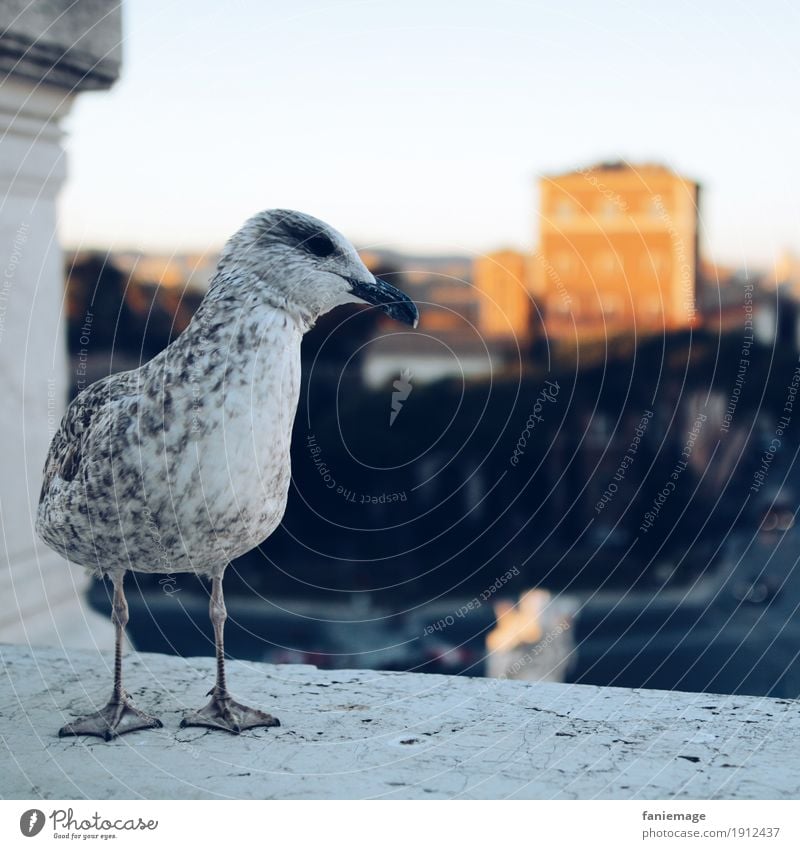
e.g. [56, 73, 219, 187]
[36, 210, 394, 581]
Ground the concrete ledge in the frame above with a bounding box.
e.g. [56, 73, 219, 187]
[0, 644, 796, 799]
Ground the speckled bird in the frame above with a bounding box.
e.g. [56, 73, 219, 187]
[36, 209, 418, 740]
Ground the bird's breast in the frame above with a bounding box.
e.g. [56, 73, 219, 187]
[173, 318, 303, 547]
[221, 349, 300, 482]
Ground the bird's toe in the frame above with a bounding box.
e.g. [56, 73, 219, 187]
[58, 697, 162, 741]
[181, 693, 280, 734]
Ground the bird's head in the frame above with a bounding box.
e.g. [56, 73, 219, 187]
[212, 209, 418, 330]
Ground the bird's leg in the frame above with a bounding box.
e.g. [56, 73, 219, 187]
[180, 575, 280, 734]
[59, 574, 163, 741]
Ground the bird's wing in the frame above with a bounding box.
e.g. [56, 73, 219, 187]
[39, 369, 141, 503]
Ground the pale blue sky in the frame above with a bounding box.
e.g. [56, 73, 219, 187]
[60, 0, 799, 268]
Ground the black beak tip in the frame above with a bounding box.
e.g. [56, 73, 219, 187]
[404, 300, 420, 329]
[381, 288, 419, 328]
[349, 275, 419, 329]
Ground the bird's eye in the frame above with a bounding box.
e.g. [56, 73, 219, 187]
[304, 233, 336, 258]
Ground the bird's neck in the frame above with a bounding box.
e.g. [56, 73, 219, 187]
[173, 293, 304, 375]
[202, 266, 317, 331]
[197, 284, 306, 333]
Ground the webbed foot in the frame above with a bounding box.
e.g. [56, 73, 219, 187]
[180, 690, 280, 734]
[59, 693, 163, 741]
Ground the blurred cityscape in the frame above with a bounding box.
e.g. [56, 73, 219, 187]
[67, 161, 800, 697]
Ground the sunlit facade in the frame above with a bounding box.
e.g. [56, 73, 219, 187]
[533, 162, 700, 339]
[472, 249, 533, 340]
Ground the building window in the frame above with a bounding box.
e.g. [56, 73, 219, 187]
[595, 251, 619, 275]
[549, 295, 574, 316]
[599, 199, 618, 221]
[555, 252, 576, 275]
[649, 197, 666, 220]
[555, 199, 574, 222]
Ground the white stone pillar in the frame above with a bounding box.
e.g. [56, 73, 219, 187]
[0, 1, 122, 646]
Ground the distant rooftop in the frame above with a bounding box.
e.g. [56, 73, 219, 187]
[543, 161, 695, 182]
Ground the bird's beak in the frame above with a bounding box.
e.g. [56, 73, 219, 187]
[347, 275, 419, 328]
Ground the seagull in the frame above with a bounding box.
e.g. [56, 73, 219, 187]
[37, 209, 418, 739]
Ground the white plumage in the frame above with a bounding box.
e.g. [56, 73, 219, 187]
[37, 209, 418, 739]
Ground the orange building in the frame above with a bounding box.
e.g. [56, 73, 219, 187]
[533, 162, 700, 338]
[473, 249, 533, 339]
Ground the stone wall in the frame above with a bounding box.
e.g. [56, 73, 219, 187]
[1, 645, 796, 799]
[0, 2, 122, 646]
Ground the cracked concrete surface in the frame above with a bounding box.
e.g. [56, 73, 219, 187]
[0, 644, 797, 799]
